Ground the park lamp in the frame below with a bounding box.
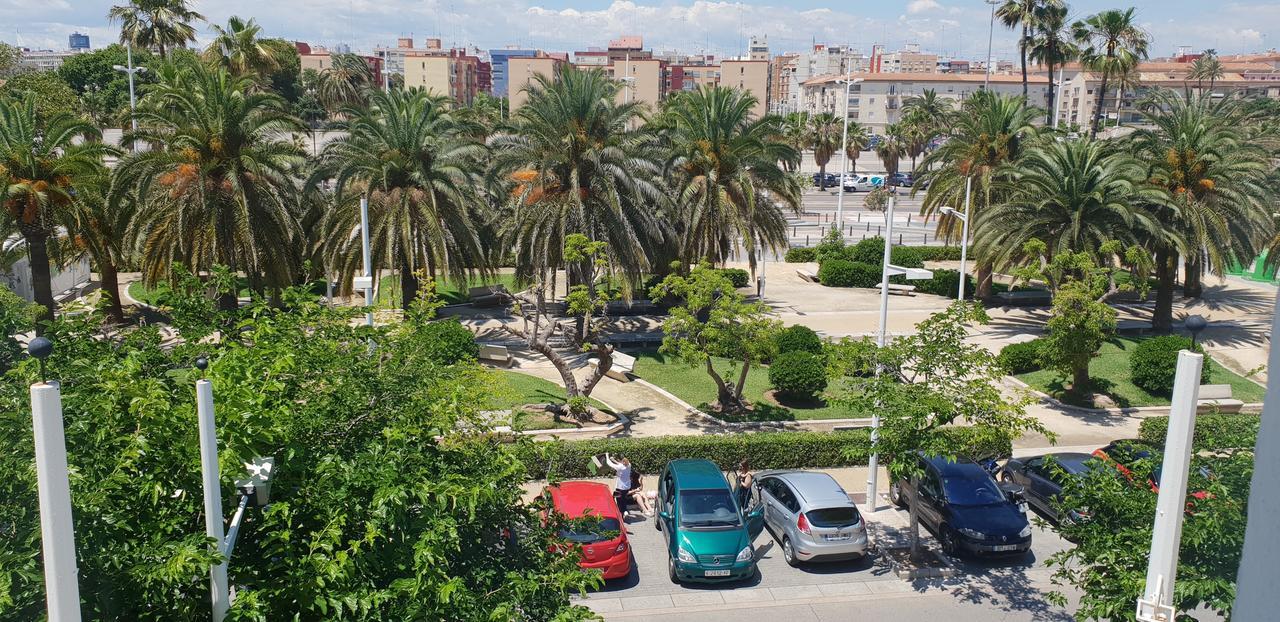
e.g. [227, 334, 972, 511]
[111, 63, 146, 75]
[1185, 315, 1208, 347]
[939, 206, 966, 222]
[28, 336, 53, 384]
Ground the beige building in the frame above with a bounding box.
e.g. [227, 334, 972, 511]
[800, 72, 1050, 131]
[1054, 66, 1280, 129]
[877, 45, 939, 74]
[607, 59, 663, 108]
[720, 60, 770, 118]
[508, 56, 564, 110]
[404, 55, 452, 97]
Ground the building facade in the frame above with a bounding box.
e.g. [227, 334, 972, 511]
[68, 32, 90, 51]
[800, 72, 1050, 132]
[1053, 65, 1280, 129]
[17, 48, 83, 72]
[297, 43, 384, 86]
[489, 48, 538, 99]
[507, 55, 564, 110]
[720, 60, 770, 118]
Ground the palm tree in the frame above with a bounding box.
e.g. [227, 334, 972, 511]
[1130, 90, 1275, 330]
[66, 164, 131, 324]
[898, 113, 934, 173]
[315, 88, 489, 308]
[915, 91, 1041, 298]
[977, 139, 1163, 272]
[901, 89, 954, 133]
[660, 86, 802, 273]
[110, 59, 306, 310]
[1028, 3, 1078, 125]
[1110, 64, 1142, 128]
[1188, 50, 1225, 93]
[488, 65, 666, 286]
[203, 16, 293, 82]
[842, 119, 871, 174]
[876, 124, 906, 177]
[780, 112, 812, 171]
[317, 53, 374, 116]
[808, 112, 842, 184]
[998, 0, 1060, 98]
[107, 0, 204, 58]
[1074, 8, 1149, 138]
[0, 95, 110, 324]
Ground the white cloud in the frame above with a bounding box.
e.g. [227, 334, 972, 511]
[907, 0, 942, 16]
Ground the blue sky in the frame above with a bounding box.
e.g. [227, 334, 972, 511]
[2, 1, 1275, 60]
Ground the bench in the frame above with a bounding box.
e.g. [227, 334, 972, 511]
[1197, 384, 1244, 413]
[796, 269, 819, 283]
[478, 344, 514, 367]
[468, 284, 510, 308]
[589, 351, 636, 382]
[995, 289, 1053, 307]
[874, 282, 916, 296]
[605, 300, 661, 316]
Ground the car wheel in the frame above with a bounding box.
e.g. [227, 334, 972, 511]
[668, 556, 680, 584]
[939, 526, 958, 556]
[782, 536, 800, 567]
[890, 482, 906, 508]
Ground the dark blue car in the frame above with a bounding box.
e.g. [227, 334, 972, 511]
[889, 453, 1032, 557]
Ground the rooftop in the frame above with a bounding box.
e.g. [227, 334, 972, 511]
[802, 71, 1048, 87]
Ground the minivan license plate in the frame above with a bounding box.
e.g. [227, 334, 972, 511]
[705, 569, 731, 577]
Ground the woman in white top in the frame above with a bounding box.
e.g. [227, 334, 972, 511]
[605, 453, 632, 512]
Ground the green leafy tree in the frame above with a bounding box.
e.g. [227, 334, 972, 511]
[842, 118, 871, 173]
[901, 89, 954, 134]
[0, 71, 81, 121]
[65, 163, 132, 323]
[0, 42, 21, 78]
[202, 16, 295, 83]
[780, 111, 812, 171]
[1073, 8, 1149, 138]
[659, 86, 802, 272]
[58, 44, 158, 125]
[0, 283, 39, 371]
[651, 263, 781, 413]
[107, 0, 205, 58]
[808, 112, 842, 182]
[1013, 238, 1153, 301]
[316, 53, 374, 115]
[876, 123, 905, 176]
[1040, 280, 1118, 393]
[830, 303, 1046, 555]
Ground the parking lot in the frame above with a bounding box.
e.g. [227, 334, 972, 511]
[578, 493, 1078, 621]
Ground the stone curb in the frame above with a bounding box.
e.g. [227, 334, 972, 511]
[630, 378, 874, 433]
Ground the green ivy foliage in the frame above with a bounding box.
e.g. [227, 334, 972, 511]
[0, 277, 596, 620]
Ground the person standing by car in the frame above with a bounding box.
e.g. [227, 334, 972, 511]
[605, 453, 633, 512]
[735, 459, 754, 508]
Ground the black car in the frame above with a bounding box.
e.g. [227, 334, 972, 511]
[1000, 453, 1095, 524]
[889, 453, 1032, 557]
[812, 172, 838, 188]
[888, 173, 914, 187]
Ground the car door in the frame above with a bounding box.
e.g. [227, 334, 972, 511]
[759, 478, 781, 531]
[1027, 460, 1064, 520]
[658, 470, 676, 547]
[774, 482, 799, 539]
[915, 466, 946, 532]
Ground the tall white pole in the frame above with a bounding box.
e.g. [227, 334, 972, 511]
[1137, 351, 1203, 622]
[957, 176, 972, 301]
[31, 382, 82, 622]
[360, 196, 374, 327]
[866, 193, 896, 510]
[125, 44, 138, 133]
[196, 380, 229, 622]
[984, 0, 997, 89]
[835, 73, 852, 229]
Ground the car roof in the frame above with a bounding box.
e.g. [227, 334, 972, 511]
[667, 459, 730, 490]
[547, 481, 620, 520]
[1031, 452, 1096, 474]
[769, 471, 852, 507]
[922, 454, 988, 478]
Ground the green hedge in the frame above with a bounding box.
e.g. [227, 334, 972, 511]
[998, 339, 1044, 374]
[513, 428, 1012, 479]
[785, 247, 817, 263]
[1138, 414, 1260, 452]
[818, 259, 881, 288]
[769, 351, 828, 399]
[721, 268, 750, 288]
[912, 246, 964, 261]
[1131, 335, 1210, 395]
[775, 325, 824, 356]
[786, 244, 962, 264]
[910, 269, 975, 299]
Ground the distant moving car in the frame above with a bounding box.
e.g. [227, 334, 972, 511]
[888, 172, 914, 187]
[812, 172, 838, 188]
[754, 470, 868, 566]
[889, 453, 1032, 557]
[842, 174, 876, 192]
[1000, 453, 1095, 524]
[655, 459, 765, 583]
[546, 481, 632, 580]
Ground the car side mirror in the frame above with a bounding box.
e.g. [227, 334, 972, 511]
[659, 510, 672, 520]
[746, 506, 763, 519]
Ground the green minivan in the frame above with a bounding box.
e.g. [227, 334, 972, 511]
[655, 459, 765, 583]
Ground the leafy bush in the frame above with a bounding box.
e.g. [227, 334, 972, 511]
[721, 268, 750, 288]
[784, 247, 816, 263]
[768, 351, 828, 399]
[826, 336, 879, 377]
[1139, 414, 1260, 452]
[998, 338, 1045, 374]
[774, 325, 824, 356]
[0, 284, 39, 373]
[843, 237, 924, 268]
[910, 269, 976, 299]
[813, 229, 848, 265]
[818, 259, 880, 288]
[911, 246, 963, 261]
[1130, 335, 1210, 395]
[417, 319, 480, 364]
[514, 428, 1011, 479]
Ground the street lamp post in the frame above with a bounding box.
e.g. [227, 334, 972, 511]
[1185, 315, 1208, 347]
[834, 76, 864, 230]
[939, 176, 973, 300]
[112, 44, 146, 135]
[985, 0, 999, 89]
[359, 196, 374, 328]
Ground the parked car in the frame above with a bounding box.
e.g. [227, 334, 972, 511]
[889, 453, 1032, 557]
[888, 173, 914, 187]
[655, 459, 765, 583]
[812, 172, 838, 188]
[842, 174, 876, 192]
[753, 470, 868, 566]
[1092, 439, 1212, 500]
[1000, 453, 1095, 524]
[546, 481, 632, 580]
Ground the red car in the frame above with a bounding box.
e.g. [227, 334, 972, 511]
[546, 481, 632, 580]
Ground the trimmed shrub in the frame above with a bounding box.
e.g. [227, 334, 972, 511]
[775, 325, 824, 356]
[513, 428, 1012, 479]
[721, 268, 750, 288]
[1131, 336, 1210, 395]
[768, 351, 829, 399]
[418, 320, 480, 364]
[1139, 414, 1259, 452]
[843, 237, 925, 269]
[910, 269, 975, 299]
[785, 247, 816, 263]
[911, 246, 963, 261]
[826, 336, 879, 377]
[818, 259, 881, 288]
[813, 230, 848, 265]
[998, 338, 1045, 374]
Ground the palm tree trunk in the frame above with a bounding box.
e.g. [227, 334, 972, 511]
[24, 231, 56, 329]
[1091, 74, 1110, 139]
[1046, 60, 1057, 126]
[1153, 247, 1176, 333]
[975, 262, 995, 299]
[1020, 26, 1029, 99]
[399, 252, 418, 311]
[1184, 256, 1203, 298]
[100, 260, 125, 324]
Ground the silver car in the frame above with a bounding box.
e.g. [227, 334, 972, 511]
[753, 471, 868, 566]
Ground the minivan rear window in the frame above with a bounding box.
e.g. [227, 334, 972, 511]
[806, 507, 860, 528]
[560, 517, 622, 544]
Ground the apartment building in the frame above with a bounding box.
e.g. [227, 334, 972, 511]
[507, 55, 565, 110]
[297, 42, 384, 86]
[779, 44, 869, 113]
[401, 49, 480, 105]
[17, 48, 83, 72]
[748, 36, 769, 62]
[603, 58, 664, 108]
[800, 72, 1050, 132]
[490, 48, 539, 98]
[873, 44, 938, 74]
[374, 37, 441, 78]
[721, 60, 770, 118]
[1054, 65, 1280, 128]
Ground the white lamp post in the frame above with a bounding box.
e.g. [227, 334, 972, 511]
[354, 196, 374, 328]
[866, 195, 934, 509]
[939, 176, 973, 300]
[193, 357, 230, 621]
[112, 44, 146, 135]
[984, 0, 999, 88]
[834, 76, 864, 229]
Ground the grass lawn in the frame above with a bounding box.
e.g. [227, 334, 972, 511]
[375, 273, 521, 307]
[632, 350, 866, 423]
[482, 371, 613, 430]
[1016, 337, 1267, 408]
[127, 278, 260, 306]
